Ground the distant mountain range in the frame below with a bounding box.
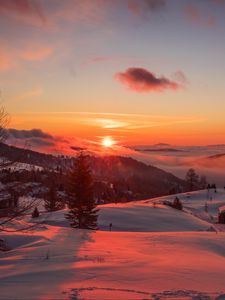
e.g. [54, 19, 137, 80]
[0, 142, 63, 169]
[126, 143, 187, 153]
[133, 148, 186, 153]
[0, 142, 187, 199]
[194, 152, 225, 169]
[207, 153, 225, 160]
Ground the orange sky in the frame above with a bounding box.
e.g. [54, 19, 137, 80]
[9, 111, 225, 149]
[1, 0, 225, 152]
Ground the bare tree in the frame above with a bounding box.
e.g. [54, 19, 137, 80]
[0, 106, 11, 168]
[0, 198, 42, 232]
[0, 106, 43, 232]
[0, 106, 8, 143]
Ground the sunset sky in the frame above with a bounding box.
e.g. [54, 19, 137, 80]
[1, 0, 225, 153]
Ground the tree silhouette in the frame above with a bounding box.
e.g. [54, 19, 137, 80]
[44, 181, 64, 212]
[65, 153, 98, 229]
[185, 168, 199, 191]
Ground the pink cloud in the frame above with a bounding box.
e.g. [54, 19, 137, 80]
[52, 0, 111, 26]
[173, 70, 189, 86]
[0, 48, 15, 71]
[184, 4, 216, 28]
[127, 0, 166, 16]
[20, 46, 53, 61]
[115, 67, 180, 93]
[0, 0, 167, 30]
[0, 42, 53, 72]
[0, 0, 46, 26]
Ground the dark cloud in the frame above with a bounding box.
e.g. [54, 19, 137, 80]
[7, 128, 53, 140]
[4, 128, 86, 154]
[6, 128, 57, 150]
[115, 67, 180, 93]
[0, 0, 46, 24]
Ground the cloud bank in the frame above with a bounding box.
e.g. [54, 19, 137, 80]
[5, 128, 118, 155]
[5, 128, 69, 153]
[7, 128, 53, 139]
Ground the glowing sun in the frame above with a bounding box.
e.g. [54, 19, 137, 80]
[102, 136, 115, 148]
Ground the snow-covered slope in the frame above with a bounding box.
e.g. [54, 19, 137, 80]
[1, 228, 225, 299]
[148, 188, 225, 227]
[35, 189, 225, 232]
[98, 202, 211, 232]
[1, 189, 225, 299]
[27, 199, 212, 233]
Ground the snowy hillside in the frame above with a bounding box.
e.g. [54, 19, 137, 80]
[1, 190, 225, 299]
[98, 201, 211, 232]
[149, 188, 225, 228]
[34, 188, 225, 232]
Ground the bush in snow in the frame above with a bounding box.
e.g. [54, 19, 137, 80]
[172, 197, 183, 210]
[32, 207, 40, 218]
[163, 197, 183, 211]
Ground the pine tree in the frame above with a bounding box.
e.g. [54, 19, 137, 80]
[44, 182, 63, 212]
[185, 168, 199, 191]
[65, 153, 98, 229]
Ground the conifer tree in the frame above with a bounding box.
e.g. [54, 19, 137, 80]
[185, 168, 199, 191]
[44, 182, 63, 212]
[65, 153, 98, 229]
